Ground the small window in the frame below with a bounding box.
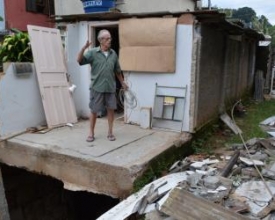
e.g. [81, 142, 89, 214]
[26, 0, 37, 12]
[26, 0, 55, 15]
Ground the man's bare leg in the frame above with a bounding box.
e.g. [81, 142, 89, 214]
[107, 109, 116, 140]
[89, 112, 97, 137]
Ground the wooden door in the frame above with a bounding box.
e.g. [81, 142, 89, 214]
[28, 25, 77, 128]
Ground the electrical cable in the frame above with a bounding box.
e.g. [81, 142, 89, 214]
[115, 87, 138, 121]
[118, 88, 137, 110]
[231, 100, 274, 198]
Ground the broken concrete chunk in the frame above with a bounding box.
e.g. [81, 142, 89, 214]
[245, 137, 259, 146]
[202, 158, 220, 165]
[190, 161, 207, 170]
[262, 162, 275, 180]
[268, 132, 275, 137]
[187, 173, 203, 188]
[215, 186, 227, 191]
[196, 167, 217, 176]
[230, 143, 244, 150]
[203, 176, 220, 190]
[241, 167, 260, 178]
[239, 157, 264, 166]
[260, 116, 275, 126]
[220, 155, 232, 160]
[232, 181, 275, 216]
[97, 172, 188, 220]
[250, 152, 268, 161]
[143, 203, 157, 215]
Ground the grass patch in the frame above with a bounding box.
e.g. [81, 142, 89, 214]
[198, 99, 275, 153]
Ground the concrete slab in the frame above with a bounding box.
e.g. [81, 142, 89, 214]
[0, 118, 191, 198]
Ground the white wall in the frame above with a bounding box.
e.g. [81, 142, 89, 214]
[118, 0, 194, 14]
[124, 25, 193, 132]
[55, 0, 84, 16]
[54, 0, 195, 16]
[66, 22, 92, 118]
[65, 22, 90, 118]
[66, 22, 193, 132]
[0, 63, 46, 137]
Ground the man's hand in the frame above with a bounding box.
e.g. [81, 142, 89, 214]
[121, 81, 128, 90]
[77, 41, 92, 63]
[83, 40, 92, 50]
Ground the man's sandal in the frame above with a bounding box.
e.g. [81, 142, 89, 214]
[107, 135, 116, 141]
[86, 136, 95, 142]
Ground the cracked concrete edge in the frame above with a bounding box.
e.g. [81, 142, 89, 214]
[0, 141, 133, 199]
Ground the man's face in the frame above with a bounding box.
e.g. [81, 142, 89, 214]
[100, 32, 112, 49]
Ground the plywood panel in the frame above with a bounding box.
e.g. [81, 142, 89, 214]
[119, 18, 177, 73]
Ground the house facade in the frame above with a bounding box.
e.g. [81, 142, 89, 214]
[0, 2, 264, 136]
[2, 0, 55, 31]
[54, 0, 197, 16]
[52, 11, 263, 133]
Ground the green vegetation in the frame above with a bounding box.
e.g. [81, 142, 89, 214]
[194, 99, 275, 154]
[133, 141, 193, 192]
[232, 7, 256, 23]
[0, 32, 33, 63]
[217, 7, 275, 47]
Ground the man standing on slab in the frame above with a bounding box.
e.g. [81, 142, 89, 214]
[77, 29, 128, 142]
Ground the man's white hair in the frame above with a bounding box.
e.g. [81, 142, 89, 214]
[97, 29, 110, 41]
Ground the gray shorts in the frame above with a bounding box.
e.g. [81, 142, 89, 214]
[89, 89, 117, 113]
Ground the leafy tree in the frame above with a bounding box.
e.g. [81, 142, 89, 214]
[217, 8, 233, 18]
[232, 7, 256, 23]
[217, 6, 275, 47]
[0, 16, 2, 21]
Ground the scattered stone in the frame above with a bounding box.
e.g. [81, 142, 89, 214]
[190, 161, 208, 170]
[187, 173, 203, 188]
[246, 138, 259, 146]
[99, 115, 275, 219]
[232, 181, 275, 217]
[230, 143, 244, 150]
[203, 176, 220, 189]
[241, 167, 260, 178]
[240, 157, 265, 166]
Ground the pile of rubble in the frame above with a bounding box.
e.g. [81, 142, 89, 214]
[98, 116, 275, 220]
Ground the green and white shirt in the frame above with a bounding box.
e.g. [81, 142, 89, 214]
[79, 46, 122, 93]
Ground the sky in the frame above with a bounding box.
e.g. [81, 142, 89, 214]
[210, 0, 275, 25]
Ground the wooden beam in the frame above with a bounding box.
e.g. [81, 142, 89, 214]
[160, 187, 249, 220]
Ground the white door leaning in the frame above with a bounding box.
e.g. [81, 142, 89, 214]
[27, 25, 77, 128]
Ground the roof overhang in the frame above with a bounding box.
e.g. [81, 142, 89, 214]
[52, 10, 222, 23]
[52, 10, 264, 40]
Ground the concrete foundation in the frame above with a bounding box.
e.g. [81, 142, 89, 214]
[0, 119, 191, 199]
